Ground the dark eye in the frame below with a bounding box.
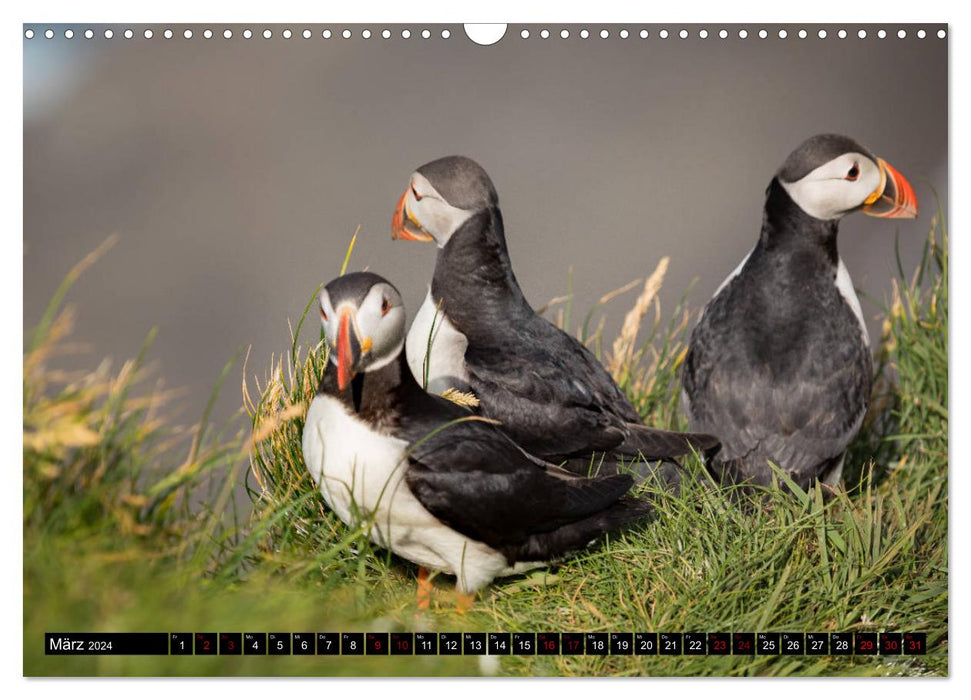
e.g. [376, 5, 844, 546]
[381, 297, 391, 316]
[411, 184, 422, 201]
[845, 163, 860, 181]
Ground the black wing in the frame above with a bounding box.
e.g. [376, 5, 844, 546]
[465, 315, 639, 459]
[400, 404, 638, 551]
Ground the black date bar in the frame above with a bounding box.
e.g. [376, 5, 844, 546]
[46, 633, 169, 655]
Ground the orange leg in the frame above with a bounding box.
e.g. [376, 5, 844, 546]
[455, 590, 476, 614]
[416, 567, 433, 609]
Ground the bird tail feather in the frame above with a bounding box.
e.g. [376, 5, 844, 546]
[619, 424, 719, 459]
[506, 497, 654, 563]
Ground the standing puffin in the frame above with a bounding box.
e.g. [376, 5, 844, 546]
[681, 134, 918, 491]
[302, 271, 653, 607]
[390, 156, 717, 471]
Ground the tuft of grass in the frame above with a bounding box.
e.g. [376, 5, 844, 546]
[23, 238, 237, 548]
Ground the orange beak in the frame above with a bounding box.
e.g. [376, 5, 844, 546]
[391, 189, 435, 242]
[336, 310, 354, 391]
[862, 158, 919, 219]
[334, 308, 372, 392]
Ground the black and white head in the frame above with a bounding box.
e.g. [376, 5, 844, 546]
[391, 155, 499, 248]
[777, 134, 918, 221]
[319, 272, 406, 391]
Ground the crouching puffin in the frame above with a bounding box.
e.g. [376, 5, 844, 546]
[302, 271, 653, 607]
[390, 156, 718, 474]
[682, 134, 918, 492]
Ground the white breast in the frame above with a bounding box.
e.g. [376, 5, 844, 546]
[835, 257, 869, 346]
[406, 288, 471, 395]
[302, 394, 532, 592]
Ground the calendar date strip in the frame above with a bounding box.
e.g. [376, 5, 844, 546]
[46, 631, 928, 656]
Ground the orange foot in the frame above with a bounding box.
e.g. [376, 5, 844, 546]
[416, 567, 433, 609]
[455, 590, 476, 614]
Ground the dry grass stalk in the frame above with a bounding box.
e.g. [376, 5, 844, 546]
[597, 278, 643, 307]
[536, 293, 573, 316]
[609, 256, 670, 377]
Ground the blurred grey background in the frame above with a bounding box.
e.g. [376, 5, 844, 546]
[24, 24, 947, 428]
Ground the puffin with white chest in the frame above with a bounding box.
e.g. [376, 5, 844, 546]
[681, 134, 918, 491]
[302, 271, 653, 607]
[391, 156, 718, 473]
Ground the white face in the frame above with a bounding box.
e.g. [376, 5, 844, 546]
[780, 152, 883, 221]
[319, 282, 406, 372]
[404, 171, 475, 247]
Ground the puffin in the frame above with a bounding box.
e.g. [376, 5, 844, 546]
[302, 271, 653, 607]
[681, 134, 918, 491]
[390, 155, 718, 474]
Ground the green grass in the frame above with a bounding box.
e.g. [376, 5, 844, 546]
[23, 217, 947, 676]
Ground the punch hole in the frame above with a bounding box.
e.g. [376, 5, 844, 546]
[758, 29, 768, 39]
[659, 29, 668, 39]
[464, 24, 506, 46]
[817, 29, 827, 39]
[798, 29, 807, 39]
[283, 29, 292, 39]
[679, 29, 688, 39]
[858, 29, 867, 39]
[897, 29, 907, 38]
[24, 28, 34, 39]
[878, 29, 887, 39]
[600, 29, 609, 39]
[144, 29, 153, 39]
[342, 29, 352, 39]
[837, 29, 847, 39]
[917, 29, 926, 39]
[718, 29, 727, 39]
[364, 29, 373, 39]
[164, 29, 173, 39]
[560, 29, 569, 39]
[402, 29, 411, 39]
[620, 29, 629, 39]
[64, 29, 74, 39]
[45, 29, 54, 39]
[938, 29, 946, 38]
[85, 29, 93, 39]
[203, 29, 213, 39]
[382, 29, 390, 39]
[243, 29, 252, 39]
[441, 29, 451, 39]
[421, 29, 430, 39]
[223, 29, 233, 39]
[520, 29, 529, 39]
[540, 29, 550, 39]
[641, 29, 649, 39]
[184, 29, 193, 39]
[778, 29, 787, 39]
[580, 29, 590, 39]
[124, 29, 133, 39]
[323, 29, 332, 39]
[738, 29, 748, 39]
[263, 29, 272, 39]
[302, 29, 311, 39]
[699, 29, 708, 39]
